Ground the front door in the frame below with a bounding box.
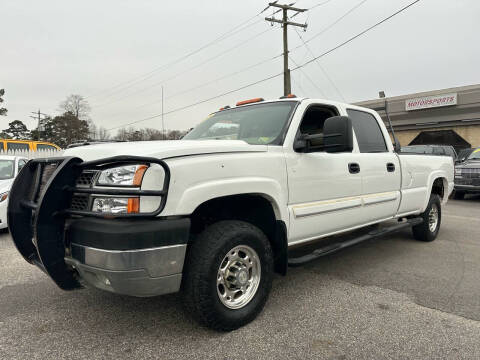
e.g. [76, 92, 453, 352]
[285, 104, 365, 245]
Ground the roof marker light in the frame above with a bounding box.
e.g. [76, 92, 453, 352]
[236, 98, 264, 106]
[279, 94, 297, 99]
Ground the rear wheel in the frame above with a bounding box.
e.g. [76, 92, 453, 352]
[454, 191, 465, 200]
[182, 220, 273, 331]
[412, 194, 441, 242]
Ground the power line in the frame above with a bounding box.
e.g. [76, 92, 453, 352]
[291, 0, 333, 17]
[106, 72, 283, 131]
[288, 55, 327, 97]
[121, 53, 283, 112]
[93, 27, 274, 109]
[106, 0, 421, 132]
[86, 12, 267, 101]
[292, 0, 421, 71]
[293, 27, 345, 101]
[292, 0, 369, 52]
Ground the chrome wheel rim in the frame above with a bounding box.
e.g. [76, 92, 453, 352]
[216, 245, 261, 309]
[428, 203, 439, 233]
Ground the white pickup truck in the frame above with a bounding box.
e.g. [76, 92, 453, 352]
[8, 96, 454, 331]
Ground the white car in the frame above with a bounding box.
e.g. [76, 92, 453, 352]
[0, 155, 28, 229]
[8, 97, 454, 330]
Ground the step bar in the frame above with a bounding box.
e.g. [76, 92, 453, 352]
[288, 217, 423, 267]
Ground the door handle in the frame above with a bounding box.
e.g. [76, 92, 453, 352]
[386, 163, 396, 172]
[348, 163, 360, 174]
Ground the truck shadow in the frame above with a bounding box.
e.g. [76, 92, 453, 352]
[1, 222, 462, 341]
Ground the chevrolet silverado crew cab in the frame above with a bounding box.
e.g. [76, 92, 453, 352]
[8, 96, 454, 331]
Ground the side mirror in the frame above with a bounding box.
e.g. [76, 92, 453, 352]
[323, 116, 354, 153]
[293, 116, 354, 153]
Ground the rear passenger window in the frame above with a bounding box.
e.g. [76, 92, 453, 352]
[6, 142, 29, 151]
[347, 109, 387, 153]
[433, 147, 444, 155]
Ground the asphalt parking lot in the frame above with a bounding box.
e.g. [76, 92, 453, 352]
[1, 197, 480, 359]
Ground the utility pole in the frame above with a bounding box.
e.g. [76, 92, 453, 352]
[265, 2, 307, 96]
[29, 110, 48, 140]
[161, 86, 165, 140]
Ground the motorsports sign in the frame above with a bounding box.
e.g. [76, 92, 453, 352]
[406, 93, 457, 111]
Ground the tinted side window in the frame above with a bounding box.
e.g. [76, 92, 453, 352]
[347, 109, 387, 153]
[445, 147, 455, 158]
[432, 147, 444, 155]
[36, 144, 57, 151]
[7, 142, 29, 151]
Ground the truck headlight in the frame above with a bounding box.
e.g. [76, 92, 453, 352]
[92, 197, 139, 214]
[97, 165, 148, 186]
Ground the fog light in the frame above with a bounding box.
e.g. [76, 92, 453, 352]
[92, 197, 139, 214]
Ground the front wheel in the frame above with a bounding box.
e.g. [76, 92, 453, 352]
[412, 194, 441, 242]
[182, 220, 273, 331]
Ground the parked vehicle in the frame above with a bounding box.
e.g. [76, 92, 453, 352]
[401, 144, 457, 160]
[0, 139, 60, 151]
[456, 147, 474, 163]
[67, 140, 126, 149]
[8, 97, 454, 331]
[0, 155, 28, 229]
[454, 148, 480, 199]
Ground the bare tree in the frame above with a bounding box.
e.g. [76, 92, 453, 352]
[0, 89, 7, 116]
[59, 94, 91, 120]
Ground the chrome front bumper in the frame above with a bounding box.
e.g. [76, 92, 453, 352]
[65, 243, 187, 297]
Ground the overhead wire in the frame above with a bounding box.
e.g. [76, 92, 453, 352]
[106, 72, 283, 131]
[86, 8, 273, 101]
[293, 27, 346, 101]
[106, 0, 421, 132]
[92, 26, 275, 108]
[289, 55, 327, 97]
[291, 0, 421, 71]
[124, 53, 284, 112]
[291, 0, 369, 51]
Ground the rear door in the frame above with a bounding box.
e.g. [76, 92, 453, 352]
[346, 109, 401, 223]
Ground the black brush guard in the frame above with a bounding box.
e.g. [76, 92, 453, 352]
[7, 156, 170, 290]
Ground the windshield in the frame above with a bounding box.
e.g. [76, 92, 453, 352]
[468, 148, 480, 160]
[183, 101, 297, 145]
[0, 160, 15, 180]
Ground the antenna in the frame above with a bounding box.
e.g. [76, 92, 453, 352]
[379, 91, 400, 152]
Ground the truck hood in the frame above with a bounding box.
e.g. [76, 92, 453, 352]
[63, 140, 268, 161]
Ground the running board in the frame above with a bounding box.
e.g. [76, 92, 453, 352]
[288, 217, 423, 267]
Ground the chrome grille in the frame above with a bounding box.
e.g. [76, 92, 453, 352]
[459, 168, 480, 178]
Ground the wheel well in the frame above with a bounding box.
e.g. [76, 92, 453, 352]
[431, 177, 445, 200]
[190, 194, 287, 275]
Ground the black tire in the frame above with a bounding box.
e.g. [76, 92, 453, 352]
[454, 191, 465, 200]
[412, 194, 441, 242]
[182, 220, 273, 331]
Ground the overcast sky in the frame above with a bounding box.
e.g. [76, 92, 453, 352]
[2, 0, 479, 134]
